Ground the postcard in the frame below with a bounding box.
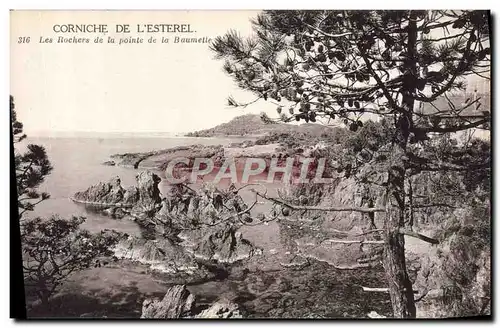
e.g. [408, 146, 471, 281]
[10, 10, 491, 319]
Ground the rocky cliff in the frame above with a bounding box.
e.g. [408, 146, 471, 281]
[73, 176, 133, 207]
[114, 237, 201, 275]
[141, 285, 196, 318]
[140, 285, 243, 319]
[75, 171, 262, 274]
[72, 171, 161, 220]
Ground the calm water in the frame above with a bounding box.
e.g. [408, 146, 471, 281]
[20, 137, 235, 233]
[19, 136, 281, 249]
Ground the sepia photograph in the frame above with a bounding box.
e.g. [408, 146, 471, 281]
[9, 9, 491, 319]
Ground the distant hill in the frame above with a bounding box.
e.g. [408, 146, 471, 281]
[185, 114, 337, 137]
[185, 92, 491, 138]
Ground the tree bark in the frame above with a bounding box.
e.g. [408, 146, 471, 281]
[381, 10, 419, 318]
[383, 191, 416, 318]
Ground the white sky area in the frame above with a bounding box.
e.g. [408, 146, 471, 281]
[10, 11, 490, 136]
[11, 11, 279, 136]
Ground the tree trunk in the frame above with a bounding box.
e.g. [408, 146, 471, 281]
[380, 136, 417, 317]
[37, 287, 51, 312]
[383, 191, 416, 318]
[379, 10, 419, 318]
[382, 109, 418, 317]
[41, 293, 50, 309]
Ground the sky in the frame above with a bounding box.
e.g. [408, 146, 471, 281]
[10, 10, 278, 136]
[10, 11, 490, 136]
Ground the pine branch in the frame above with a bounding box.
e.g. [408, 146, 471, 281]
[357, 254, 382, 264]
[323, 239, 386, 245]
[413, 203, 456, 209]
[398, 229, 439, 244]
[332, 263, 373, 270]
[361, 286, 419, 294]
[415, 30, 479, 103]
[253, 190, 385, 213]
[330, 229, 384, 236]
[303, 23, 352, 39]
[413, 118, 489, 134]
[360, 53, 400, 111]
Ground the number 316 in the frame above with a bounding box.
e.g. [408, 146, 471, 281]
[17, 37, 30, 44]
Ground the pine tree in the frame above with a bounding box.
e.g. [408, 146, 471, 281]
[11, 96, 120, 312]
[210, 10, 490, 317]
[11, 95, 53, 218]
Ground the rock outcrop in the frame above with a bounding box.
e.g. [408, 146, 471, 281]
[128, 171, 163, 221]
[141, 285, 196, 319]
[73, 176, 129, 206]
[411, 234, 491, 318]
[136, 171, 162, 205]
[114, 225, 260, 275]
[72, 171, 163, 220]
[195, 300, 243, 318]
[76, 173, 261, 274]
[367, 311, 387, 318]
[165, 186, 262, 264]
[123, 186, 140, 204]
[140, 285, 243, 319]
[272, 173, 386, 269]
[190, 224, 259, 264]
[108, 144, 223, 170]
[114, 236, 200, 275]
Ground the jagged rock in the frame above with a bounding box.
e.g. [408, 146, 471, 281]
[77, 175, 260, 269]
[274, 175, 386, 268]
[113, 207, 127, 218]
[123, 186, 140, 204]
[156, 198, 173, 219]
[141, 286, 243, 319]
[411, 214, 491, 318]
[161, 185, 223, 226]
[73, 176, 127, 205]
[367, 311, 386, 318]
[102, 160, 116, 166]
[189, 224, 259, 264]
[114, 236, 200, 274]
[141, 285, 196, 318]
[136, 171, 162, 205]
[74, 171, 164, 221]
[100, 204, 132, 219]
[155, 184, 261, 264]
[195, 300, 243, 318]
[127, 171, 163, 221]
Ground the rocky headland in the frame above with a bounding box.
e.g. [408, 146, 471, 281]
[68, 117, 489, 318]
[103, 114, 346, 173]
[72, 170, 263, 280]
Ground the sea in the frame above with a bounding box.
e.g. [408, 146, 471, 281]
[16, 135, 391, 318]
[17, 136, 281, 250]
